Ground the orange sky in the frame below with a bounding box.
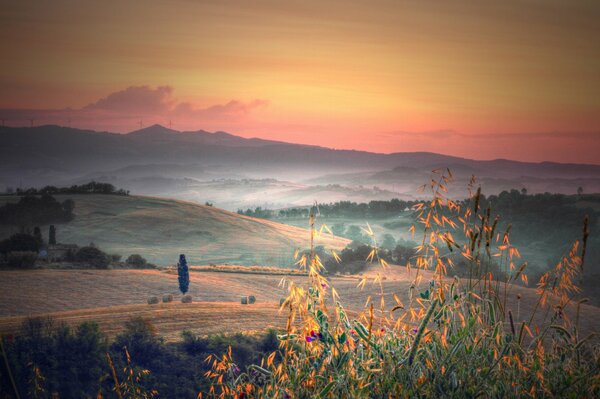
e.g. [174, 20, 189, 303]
[1, 1, 599, 163]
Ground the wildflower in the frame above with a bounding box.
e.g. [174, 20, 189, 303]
[305, 330, 323, 342]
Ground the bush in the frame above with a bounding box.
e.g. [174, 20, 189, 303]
[147, 296, 159, 304]
[74, 246, 109, 269]
[126, 254, 147, 268]
[5, 251, 38, 268]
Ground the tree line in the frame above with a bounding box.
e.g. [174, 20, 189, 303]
[239, 198, 416, 219]
[0, 194, 75, 226]
[2, 181, 129, 196]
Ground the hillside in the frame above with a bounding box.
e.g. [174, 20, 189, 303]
[1, 125, 599, 209]
[0, 194, 349, 266]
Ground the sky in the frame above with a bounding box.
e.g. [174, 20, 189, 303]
[0, 0, 599, 163]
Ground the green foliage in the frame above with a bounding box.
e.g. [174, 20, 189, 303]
[126, 254, 147, 268]
[75, 246, 110, 269]
[178, 254, 190, 294]
[10, 181, 129, 196]
[0, 194, 75, 226]
[1, 317, 108, 399]
[33, 226, 43, 245]
[237, 207, 274, 219]
[5, 251, 38, 269]
[48, 225, 56, 245]
[279, 199, 415, 219]
[0, 233, 40, 254]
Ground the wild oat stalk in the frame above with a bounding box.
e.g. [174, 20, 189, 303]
[204, 170, 600, 398]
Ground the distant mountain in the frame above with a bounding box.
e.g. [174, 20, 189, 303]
[1, 124, 599, 201]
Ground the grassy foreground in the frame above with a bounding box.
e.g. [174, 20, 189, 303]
[203, 171, 599, 398]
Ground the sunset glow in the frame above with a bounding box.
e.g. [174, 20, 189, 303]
[1, 0, 599, 163]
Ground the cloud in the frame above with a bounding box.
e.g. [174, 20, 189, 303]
[84, 85, 175, 114]
[0, 85, 268, 132]
[173, 99, 268, 119]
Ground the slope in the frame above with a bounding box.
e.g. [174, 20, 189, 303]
[0, 194, 349, 266]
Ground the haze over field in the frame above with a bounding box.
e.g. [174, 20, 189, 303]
[2, 124, 599, 210]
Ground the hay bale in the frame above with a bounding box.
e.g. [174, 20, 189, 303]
[147, 296, 159, 305]
[162, 294, 173, 303]
[241, 296, 248, 305]
[181, 294, 192, 303]
[248, 295, 256, 304]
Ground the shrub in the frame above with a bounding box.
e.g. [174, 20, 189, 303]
[162, 294, 173, 303]
[5, 251, 38, 268]
[74, 246, 109, 269]
[248, 295, 256, 304]
[147, 296, 159, 304]
[126, 253, 147, 268]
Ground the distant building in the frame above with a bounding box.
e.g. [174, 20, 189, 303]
[47, 244, 79, 261]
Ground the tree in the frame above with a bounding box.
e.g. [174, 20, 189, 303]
[0, 233, 40, 254]
[74, 246, 109, 269]
[126, 254, 147, 268]
[578, 186, 584, 196]
[49, 225, 56, 245]
[178, 254, 189, 295]
[33, 226, 43, 245]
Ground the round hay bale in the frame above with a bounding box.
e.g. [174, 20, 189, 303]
[248, 295, 256, 304]
[162, 294, 173, 303]
[147, 296, 159, 305]
[181, 294, 193, 303]
[241, 296, 248, 305]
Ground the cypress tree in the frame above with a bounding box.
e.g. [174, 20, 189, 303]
[49, 225, 56, 245]
[178, 254, 189, 295]
[33, 226, 43, 245]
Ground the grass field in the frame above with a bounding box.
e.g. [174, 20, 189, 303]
[2, 267, 599, 342]
[0, 194, 349, 266]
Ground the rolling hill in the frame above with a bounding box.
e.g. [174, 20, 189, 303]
[1, 125, 599, 209]
[0, 194, 349, 266]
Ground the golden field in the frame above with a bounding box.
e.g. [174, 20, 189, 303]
[1, 266, 599, 342]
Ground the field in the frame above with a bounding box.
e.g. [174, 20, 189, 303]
[2, 267, 600, 342]
[0, 194, 349, 266]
